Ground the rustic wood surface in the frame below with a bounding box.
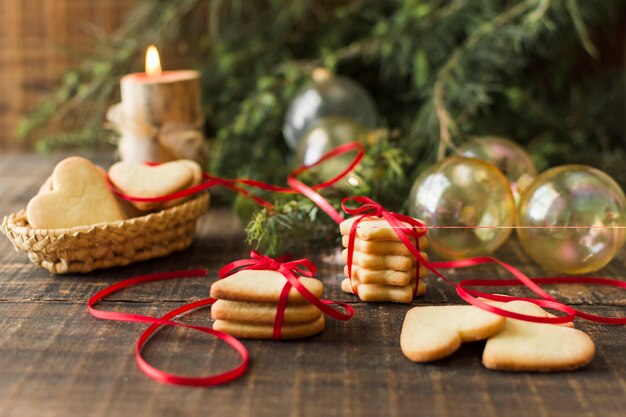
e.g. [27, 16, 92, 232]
[0, 153, 624, 417]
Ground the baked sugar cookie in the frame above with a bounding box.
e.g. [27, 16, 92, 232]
[340, 216, 425, 241]
[109, 159, 202, 211]
[26, 157, 126, 229]
[400, 305, 506, 362]
[213, 315, 325, 340]
[341, 278, 426, 303]
[482, 301, 595, 372]
[341, 235, 428, 255]
[341, 249, 417, 271]
[343, 264, 427, 286]
[210, 270, 323, 304]
[211, 299, 322, 324]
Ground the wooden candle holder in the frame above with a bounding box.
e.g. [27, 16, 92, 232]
[107, 70, 208, 165]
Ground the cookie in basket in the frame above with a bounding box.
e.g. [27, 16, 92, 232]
[26, 157, 127, 229]
[3, 156, 210, 274]
[108, 159, 203, 211]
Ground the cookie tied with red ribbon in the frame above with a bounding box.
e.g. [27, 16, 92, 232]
[211, 270, 326, 339]
[212, 251, 353, 340]
[339, 197, 429, 303]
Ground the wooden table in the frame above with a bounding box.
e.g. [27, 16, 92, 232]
[0, 154, 624, 417]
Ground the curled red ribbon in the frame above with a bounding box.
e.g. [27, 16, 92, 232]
[218, 250, 354, 341]
[107, 142, 365, 215]
[339, 196, 626, 325]
[88, 253, 354, 385]
[287, 142, 365, 224]
[87, 269, 249, 386]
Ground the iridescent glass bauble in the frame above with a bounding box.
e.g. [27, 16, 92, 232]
[283, 69, 377, 150]
[458, 136, 537, 201]
[295, 117, 369, 166]
[295, 117, 369, 190]
[516, 165, 626, 274]
[408, 157, 515, 259]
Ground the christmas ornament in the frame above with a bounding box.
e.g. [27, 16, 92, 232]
[408, 157, 515, 259]
[516, 165, 626, 274]
[296, 117, 369, 166]
[283, 68, 377, 150]
[294, 117, 370, 193]
[457, 136, 536, 201]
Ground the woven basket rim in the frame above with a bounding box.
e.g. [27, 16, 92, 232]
[2, 192, 209, 238]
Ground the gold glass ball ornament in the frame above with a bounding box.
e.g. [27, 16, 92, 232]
[283, 68, 378, 150]
[458, 136, 537, 201]
[408, 157, 516, 259]
[516, 165, 626, 274]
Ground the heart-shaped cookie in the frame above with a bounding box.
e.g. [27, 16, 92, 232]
[482, 300, 595, 371]
[108, 159, 202, 211]
[401, 305, 506, 362]
[210, 269, 323, 304]
[26, 157, 127, 229]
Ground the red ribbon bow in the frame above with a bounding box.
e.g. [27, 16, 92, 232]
[219, 250, 354, 341]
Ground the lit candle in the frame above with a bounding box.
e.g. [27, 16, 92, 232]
[108, 45, 206, 164]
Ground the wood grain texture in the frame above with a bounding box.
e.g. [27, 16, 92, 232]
[0, 154, 625, 417]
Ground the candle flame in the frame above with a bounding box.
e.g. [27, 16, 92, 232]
[145, 45, 162, 76]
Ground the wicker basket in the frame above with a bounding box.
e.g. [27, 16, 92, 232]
[1, 193, 209, 274]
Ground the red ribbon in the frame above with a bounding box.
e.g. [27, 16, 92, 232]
[107, 142, 365, 215]
[287, 142, 365, 224]
[87, 269, 249, 386]
[92, 144, 364, 386]
[339, 197, 626, 325]
[88, 253, 354, 385]
[90, 140, 626, 390]
[218, 250, 354, 341]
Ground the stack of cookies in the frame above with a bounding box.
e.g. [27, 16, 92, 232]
[210, 269, 326, 339]
[339, 216, 429, 303]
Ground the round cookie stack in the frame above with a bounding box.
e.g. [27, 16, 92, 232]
[339, 216, 429, 303]
[210, 269, 326, 339]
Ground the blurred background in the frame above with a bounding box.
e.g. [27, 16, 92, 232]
[0, 0, 136, 151]
[1, 0, 624, 179]
[1, 0, 625, 257]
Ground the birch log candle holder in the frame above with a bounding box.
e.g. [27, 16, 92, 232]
[107, 45, 208, 165]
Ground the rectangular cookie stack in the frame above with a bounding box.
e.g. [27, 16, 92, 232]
[210, 269, 325, 339]
[339, 216, 429, 303]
